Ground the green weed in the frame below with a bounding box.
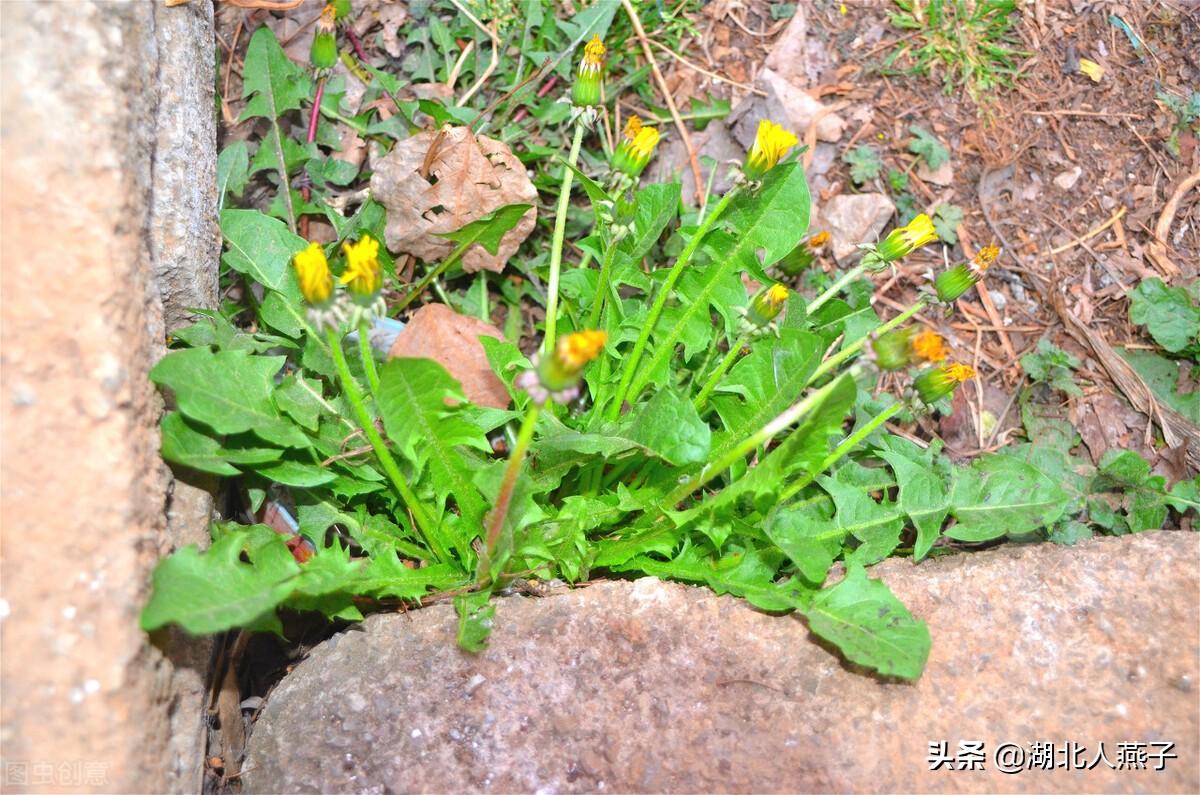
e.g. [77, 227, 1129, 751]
[887, 0, 1028, 103]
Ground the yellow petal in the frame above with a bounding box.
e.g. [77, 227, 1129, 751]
[1078, 58, 1104, 82]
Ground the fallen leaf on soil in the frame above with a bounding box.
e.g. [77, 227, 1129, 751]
[371, 126, 537, 273]
[387, 303, 510, 409]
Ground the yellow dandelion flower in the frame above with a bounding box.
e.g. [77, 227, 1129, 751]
[340, 234, 383, 300]
[971, 244, 1000, 276]
[911, 329, 948, 363]
[808, 231, 831, 249]
[744, 119, 798, 179]
[746, 283, 789, 330]
[581, 35, 605, 73]
[293, 242, 334, 306]
[557, 330, 607, 371]
[914, 361, 974, 404]
[612, 125, 660, 178]
[623, 115, 643, 140]
[945, 362, 976, 382]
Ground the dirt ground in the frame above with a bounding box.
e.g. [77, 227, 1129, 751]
[680, 0, 1198, 474]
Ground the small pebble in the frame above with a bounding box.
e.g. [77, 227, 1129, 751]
[1054, 166, 1083, 191]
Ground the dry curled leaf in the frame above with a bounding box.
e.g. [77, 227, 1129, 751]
[387, 303, 510, 410]
[371, 126, 537, 273]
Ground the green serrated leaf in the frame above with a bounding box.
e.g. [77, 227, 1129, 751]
[764, 502, 842, 583]
[908, 124, 950, 169]
[628, 389, 711, 466]
[709, 330, 824, 460]
[878, 445, 948, 561]
[251, 458, 337, 488]
[151, 348, 310, 449]
[239, 27, 311, 121]
[141, 528, 299, 635]
[438, 203, 534, 256]
[805, 564, 931, 680]
[274, 373, 326, 431]
[819, 470, 904, 566]
[455, 592, 496, 652]
[220, 209, 311, 338]
[377, 358, 491, 558]
[217, 141, 249, 210]
[948, 454, 1071, 541]
[160, 412, 240, 477]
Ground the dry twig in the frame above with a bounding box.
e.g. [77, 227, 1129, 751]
[621, 0, 705, 206]
[1147, 170, 1199, 278]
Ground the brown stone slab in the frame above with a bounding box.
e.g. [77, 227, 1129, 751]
[244, 532, 1200, 794]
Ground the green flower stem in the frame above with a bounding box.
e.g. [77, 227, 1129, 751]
[606, 187, 741, 420]
[661, 376, 846, 508]
[357, 320, 380, 394]
[543, 122, 586, 355]
[325, 327, 447, 562]
[586, 241, 619, 330]
[394, 238, 474, 314]
[806, 298, 926, 386]
[777, 402, 905, 504]
[693, 332, 750, 410]
[480, 402, 541, 578]
[807, 261, 868, 315]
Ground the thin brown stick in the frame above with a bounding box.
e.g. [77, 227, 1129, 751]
[1048, 206, 1127, 255]
[1148, 170, 1199, 278]
[646, 38, 765, 96]
[621, 0, 704, 206]
[223, 0, 304, 9]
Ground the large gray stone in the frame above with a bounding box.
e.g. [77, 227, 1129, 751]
[244, 532, 1200, 794]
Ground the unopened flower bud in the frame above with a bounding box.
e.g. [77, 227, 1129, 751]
[913, 362, 975, 404]
[934, 245, 998, 303]
[610, 116, 660, 179]
[310, 5, 338, 71]
[876, 214, 937, 262]
[572, 35, 606, 108]
[747, 283, 789, 328]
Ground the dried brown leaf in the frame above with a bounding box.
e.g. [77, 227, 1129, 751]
[387, 304, 510, 410]
[371, 126, 536, 274]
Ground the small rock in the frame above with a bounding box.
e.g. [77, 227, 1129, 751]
[1054, 166, 1083, 191]
[814, 193, 896, 263]
[243, 532, 1199, 794]
[646, 121, 743, 207]
[387, 303, 510, 409]
[916, 158, 954, 186]
[730, 69, 845, 150]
